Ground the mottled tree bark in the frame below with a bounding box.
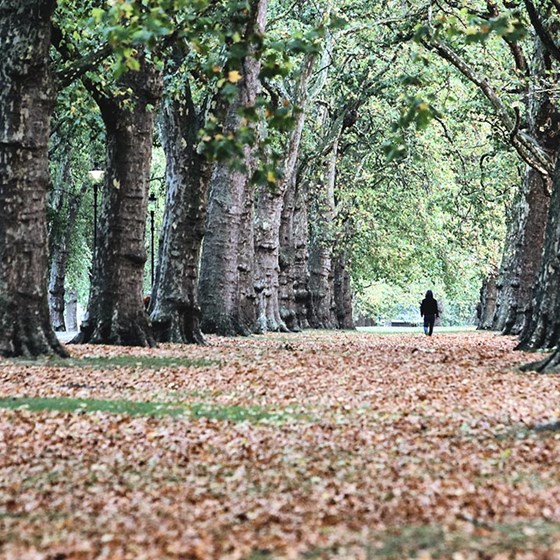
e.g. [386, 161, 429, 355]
[199, 0, 268, 336]
[333, 251, 354, 329]
[518, 152, 560, 356]
[76, 57, 162, 346]
[493, 168, 550, 334]
[0, 0, 67, 357]
[48, 163, 87, 331]
[254, 54, 315, 333]
[149, 89, 211, 344]
[307, 137, 339, 329]
[65, 289, 78, 331]
[279, 176, 310, 331]
[477, 271, 497, 330]
[492, 37, 556, 334]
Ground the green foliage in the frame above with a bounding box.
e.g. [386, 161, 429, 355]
[418, 7, 527, 45]
[48, 0, 529, 330]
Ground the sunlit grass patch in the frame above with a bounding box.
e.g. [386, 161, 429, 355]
[366, 521, 560, 559]
[0, 397, 308, 423]
[0, 396, 185, 417]
[10, 355, 219, 370]
[259, 521, 560, 559]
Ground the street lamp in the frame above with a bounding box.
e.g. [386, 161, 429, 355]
[88, 170, 104, 259]
[148, 192, 157, 288]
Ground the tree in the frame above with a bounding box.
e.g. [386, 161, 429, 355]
[149, 77, 212, 344]
[0, 0, 67, 357]
[76, 54, 162, 346]
[253, 5, 330, 333]
[47, 90, 104, 332]
[199, 0, 269, 336]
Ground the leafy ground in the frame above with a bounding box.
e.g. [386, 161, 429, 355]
[1, 330, 560, 560]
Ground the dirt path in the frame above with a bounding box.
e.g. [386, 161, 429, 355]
[1, 331, 559, 559]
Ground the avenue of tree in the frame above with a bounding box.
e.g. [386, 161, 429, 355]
[1, 0, 560, 372]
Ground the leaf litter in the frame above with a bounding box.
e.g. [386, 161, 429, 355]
[1, 331, 560, 559]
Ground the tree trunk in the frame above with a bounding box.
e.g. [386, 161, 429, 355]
[502, 169, 550, 335]
[492, 169, 550, 333]
[476, 271, 498, 330]
[0, 0, 67, 357]
[491, 36, 556, 334]
[279, 177, 310, 331]
[333, 251, 354, 329]
[254, 55, 315, 333]
[308, 241, 336, 328]
[65, 289, 78, 331]
[199, 0, 268, 336]
[517, 152, 560, 354]
[149, 91, 211, 344]
[76, 57, 162, 346]
[307, 137, 338, 329]
[48, 176, 87, 331]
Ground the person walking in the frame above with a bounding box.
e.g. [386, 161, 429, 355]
[420, 290, 439, 336]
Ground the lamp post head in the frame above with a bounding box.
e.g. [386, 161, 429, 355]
[89, 169, 104, 183]
[148, 192, 157, 213]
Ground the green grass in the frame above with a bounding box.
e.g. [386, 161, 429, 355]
[367, 521, 560, 559]
[0, 396, 185, 417]
[0, 396, 306, 423]
[10, 355, 219, 370]
[243, 521, 560, 559]
[356, 325, 477, 335]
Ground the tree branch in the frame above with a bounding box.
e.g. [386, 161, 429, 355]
[485, 0, 529, 77]
[56, 44, 112, 88]
[524, 0, 560, 61]
[425, 39, 554, 176]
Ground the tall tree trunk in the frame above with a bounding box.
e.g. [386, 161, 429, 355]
[199, 0, 268, 336]
[307, 137, 338, 329]
[501, 169, 550, 334]
[254, 55, 316, 333]
[518, 151, 560, 355]
[333, 251, 354, 329]
[0, 0, 67, 357]
[65, 289, 78, 331]
[149, 91, 211, 344]
[48, 176, 87, 331]
[492, 169, 550, 333]
[477, 271, 498, 330]
[279, 176, 310, 331]
[492, 37, 555, 334]
[76, 57, 162, 346]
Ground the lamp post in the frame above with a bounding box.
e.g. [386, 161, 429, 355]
[88, 170, 104, 260]
[148, 192, 157, 288]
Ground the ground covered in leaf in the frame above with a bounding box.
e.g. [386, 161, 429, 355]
[1, 330, 560, 559]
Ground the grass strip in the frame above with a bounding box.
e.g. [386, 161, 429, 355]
[10, 355, 219, 370]
[0, 397, 306, 423]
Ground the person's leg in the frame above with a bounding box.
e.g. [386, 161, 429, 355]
[423, 315, 430, 335]
[428, 315, 435, 336]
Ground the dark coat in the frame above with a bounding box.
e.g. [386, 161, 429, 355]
[420, 297, 439, 317]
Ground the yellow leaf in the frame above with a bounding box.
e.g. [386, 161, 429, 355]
[227, 70, 242, 83]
